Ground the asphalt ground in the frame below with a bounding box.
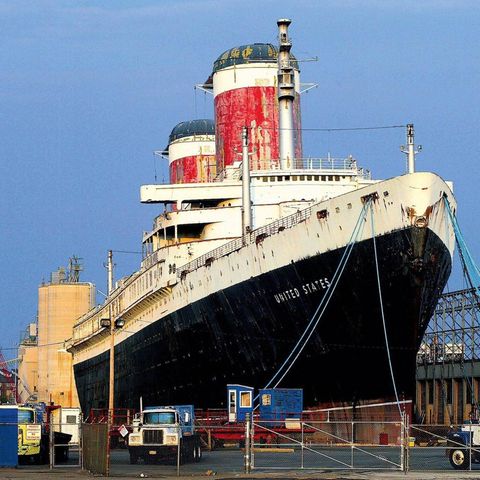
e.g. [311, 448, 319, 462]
[1, 469, 480, 479]
[2, 447, 480, 479]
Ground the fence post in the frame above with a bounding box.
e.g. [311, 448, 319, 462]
[244, 413, 251, 474]
[405, 413, 410, 473]
[105, 410, 111, 477]
[79, 414, 84, 471]
[400, 412, 404, 472]
[351, 420, 354, 468]
[301, 421, 304, 469]
[49, 419, 54, 469]
[177, 424, 181, 476]
[469, 422, 472, 471]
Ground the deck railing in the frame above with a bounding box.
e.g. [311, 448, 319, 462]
[177, 206, 312, 278]
[156, 156, 370, 185]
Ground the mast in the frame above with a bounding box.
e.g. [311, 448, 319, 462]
[401, 123, 422, 174]
[242, 126, 252, 236]
[277, 18, 295, 170]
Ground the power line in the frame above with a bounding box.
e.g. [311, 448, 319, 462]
[1, 340, 65, 352]
[111, 250, 142, 255]
[300, 125, 406, 132]
[215, 123, 407, 132]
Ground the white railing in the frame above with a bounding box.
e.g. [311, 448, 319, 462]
[156, 156, 371, 184]
[177, 206, 312, 278]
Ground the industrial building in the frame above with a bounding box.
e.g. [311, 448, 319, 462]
[415, 288, 480, 424]
[17, 323, 38, 402]
[17, 258, 95, 406]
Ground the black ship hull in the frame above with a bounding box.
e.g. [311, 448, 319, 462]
[74, 225, 451, 413]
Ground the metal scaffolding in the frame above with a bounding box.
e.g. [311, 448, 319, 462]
[419, 288, 480, 363]
[416, 288, 480, 424]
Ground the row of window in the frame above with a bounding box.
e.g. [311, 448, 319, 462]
[260, 174, 348, 183]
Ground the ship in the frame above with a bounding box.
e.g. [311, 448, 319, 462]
[69, 19, 456, 415]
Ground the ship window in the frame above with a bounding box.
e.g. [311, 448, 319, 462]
[292, 175, 298, 181]
[314, 175, 319, 181]
[261, 394, 272, 406]
[321, 175, 326, 181]
[328, 175, 333, 181]
[335, 207, 340, 213]
[284, 176, 290, 181]
[335, 176, 340, 181]
[270, 176, 275, 182]
[317, 209, 328, 220]
[262, 177, 268, 182]
[306, 175, 312, 181]
[299, 176, 305, 181]
[278, 176, 283, 182]
[361, 192, 379, 204]
[347, 203, 352, 209]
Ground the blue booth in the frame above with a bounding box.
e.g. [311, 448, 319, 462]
[226, 384, 254, 422]
[0, 405, 18, 467]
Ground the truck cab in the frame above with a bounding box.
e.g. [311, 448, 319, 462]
[128, 405, 201, 464]
[18, 406, 42, 463]
[447, 423, 480, 469]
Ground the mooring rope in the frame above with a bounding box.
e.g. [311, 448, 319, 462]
[443, 195, 480, 414]
[369, 202, 402, 415]
[443, 196, 480, 295]
[257, 199, 372, 400]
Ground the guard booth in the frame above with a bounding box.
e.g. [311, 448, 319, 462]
[227, 384, 254, 422]
[0, 405, 18, 467]
[259, 388, 303, 426]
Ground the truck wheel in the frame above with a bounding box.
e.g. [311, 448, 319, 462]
[449, 449, 470, 470]
[194, 445, 202, 462]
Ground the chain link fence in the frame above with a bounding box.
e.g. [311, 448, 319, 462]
[9, 411, 480, 474]
[245, 417, 406, 472]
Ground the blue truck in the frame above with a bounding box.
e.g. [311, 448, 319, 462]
[447, 423, 480, 469]
[127, 405, 201, 464]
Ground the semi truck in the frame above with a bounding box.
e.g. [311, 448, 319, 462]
[128, 405, 202, 464]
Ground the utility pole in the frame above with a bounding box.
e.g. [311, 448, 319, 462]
[106, 250, 114, 476]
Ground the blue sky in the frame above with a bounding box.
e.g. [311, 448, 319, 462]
[1, 0, 479, 358]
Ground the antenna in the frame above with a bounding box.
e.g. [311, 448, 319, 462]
[68, 255, 83, 283]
